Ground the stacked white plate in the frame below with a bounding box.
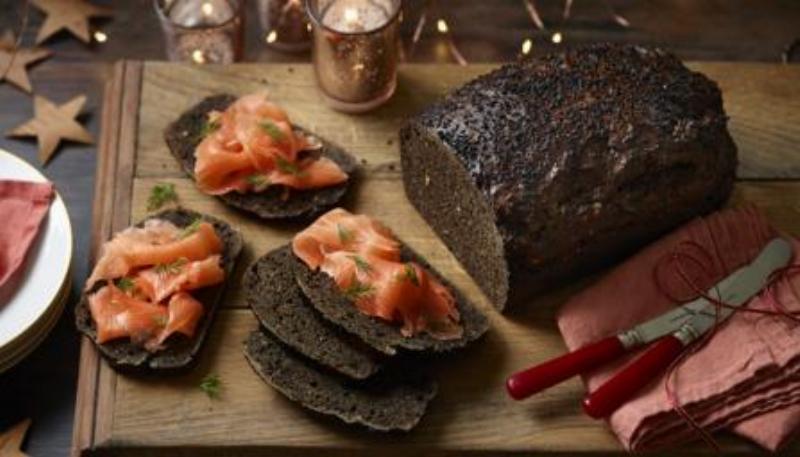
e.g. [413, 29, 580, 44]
[0, 149, 73, 373]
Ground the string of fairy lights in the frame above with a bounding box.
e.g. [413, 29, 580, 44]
[259, 0, 628, 65]
[2, 0, 798, 73]
[185, 0, 797, 66]
[415, 0, 629, 64]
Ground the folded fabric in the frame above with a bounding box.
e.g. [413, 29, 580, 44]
[0, 180, 55, 292]
[557, 206, 800, 451]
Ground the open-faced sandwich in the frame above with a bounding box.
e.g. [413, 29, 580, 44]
[76, 209, 243, 373]
[165, 93, 358, 220]
[243, 208, 489, 431]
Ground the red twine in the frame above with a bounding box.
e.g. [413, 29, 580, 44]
[653, 236, 800, 452]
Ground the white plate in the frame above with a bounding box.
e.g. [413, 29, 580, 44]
[0, 149, 73, 353]
[0, 273, 70, 373]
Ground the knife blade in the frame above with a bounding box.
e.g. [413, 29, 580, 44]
[582, 238, 793, 418]
[673, 237, 793, 338]
[506, 238, 793, 402]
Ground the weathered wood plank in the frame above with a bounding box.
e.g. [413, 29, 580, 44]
[71, 60, 126, 457]
[108, 308, 617, 452]
[135, 63, 800, 180]
[108, 307, 760, 455]
[94, 61, 145, 449]
[692, 63, 800, 179]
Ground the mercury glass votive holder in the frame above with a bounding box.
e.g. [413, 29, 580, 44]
[155, 0, 244, 64]
[258, 0, 312, 52]
[306, 0, 401, 113]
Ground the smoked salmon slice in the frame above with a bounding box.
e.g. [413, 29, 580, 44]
[155, 292, 205, 346]
[135, 255, 225, 303]
[292, 208, 463, 340]
[85, 217, 225, 352]
[89, 283, 168, 346]
[293, 208, 401, 269]
[88, 284, 207, 351]
[194, 93, 348, 195]
[87, 221, 223, 289]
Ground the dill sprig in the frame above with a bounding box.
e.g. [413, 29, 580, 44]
[343, 279, 375, 300]
[259, 120, 285, 142]
[147, 183, 178, 212]
[196, 119, 220, 141]
[179, 218, 203, 239]
[349, 255, 372, 274]
[199, 373, 221, 399]
[337, 224, 353, 244]
[155, 258, 188, 275]
[275, 156, 307, 177]
[115, 277, 135, 292]
[402, 263, 420, 286]
[245, 174, 271, 191]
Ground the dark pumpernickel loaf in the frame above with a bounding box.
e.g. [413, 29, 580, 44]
[75, 208, 243, 373]
[295, 246, 490, 356]
[164, 94, 358, 220]
[243, 329, 437, 432]
[400, 43, 737, 310]
[244, 245, 383, 379]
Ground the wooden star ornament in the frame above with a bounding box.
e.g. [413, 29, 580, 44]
[0, 418, 31, 457]
[0, 30, 51, 93]
[32, 0, 113, 44]
[6, 95, 94, 165]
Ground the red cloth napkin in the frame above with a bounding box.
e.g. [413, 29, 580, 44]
[0, 180, 55, 292]
[557, 206, 800, 451]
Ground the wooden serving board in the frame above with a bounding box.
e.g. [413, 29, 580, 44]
[73, 61, 800, 456]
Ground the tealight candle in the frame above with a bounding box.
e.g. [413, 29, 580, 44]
[155, 0, 244, 64]
[306, 0, 401, 113]
[258, 0, 312, 52]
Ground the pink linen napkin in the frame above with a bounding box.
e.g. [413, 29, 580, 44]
[557, 206, 800, 451]
[0, 180, 55, 292]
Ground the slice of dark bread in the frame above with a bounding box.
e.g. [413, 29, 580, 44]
[244, 245, 383, 380]
[243, 329, 437, 432]
[295, 245, 490, 356]
[75, 208, 243, 374]
[164, 94, 358, 220]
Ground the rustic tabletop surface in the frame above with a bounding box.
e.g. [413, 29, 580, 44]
[0, 0, 798, 455]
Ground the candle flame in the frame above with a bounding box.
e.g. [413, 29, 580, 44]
[266, 30, 278, 43]
[436, 19, 448, 34]
[521, 38, 532, 55]
[344, 8, 359, 24]
[93, 31, 107, 43]
[192, 49, 206, 64]
[201, 2, 214, 16]
[551, 32, 563, 44]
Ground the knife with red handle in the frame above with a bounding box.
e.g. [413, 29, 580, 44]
[505, 238, 792, 418]
[506, 336, 627, 400]
[582, 334, 686, 418]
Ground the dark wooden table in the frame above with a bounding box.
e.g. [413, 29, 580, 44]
[0, 0, 797, 455]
